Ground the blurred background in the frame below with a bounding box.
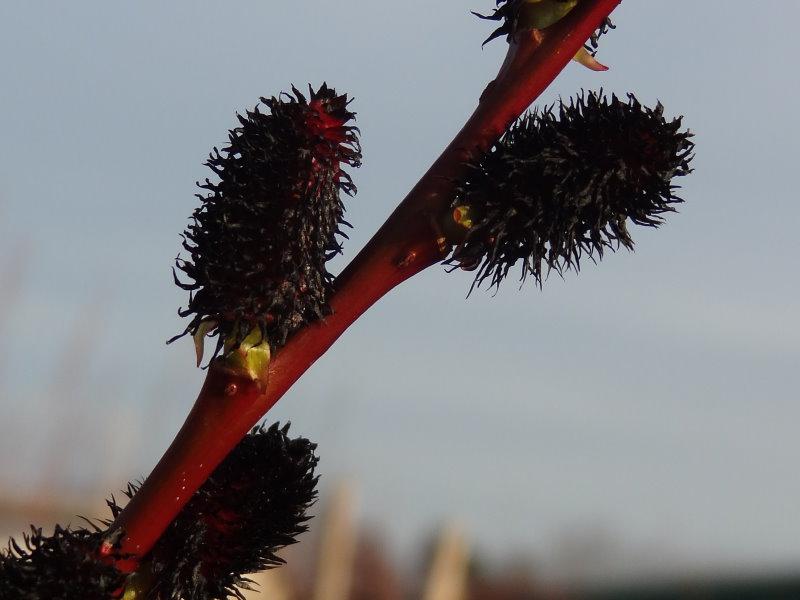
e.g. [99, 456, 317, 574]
[1, 1, 799, 597]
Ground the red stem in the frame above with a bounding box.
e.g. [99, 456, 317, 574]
[106, 0, 621, 567]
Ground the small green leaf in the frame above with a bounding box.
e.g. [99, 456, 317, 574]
[517, 0, 578, 30]
[222, 327, 271, 384]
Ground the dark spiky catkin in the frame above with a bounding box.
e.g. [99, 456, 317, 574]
[446, 91, 694, 290]
[0, 525, 125, 600]
[136, 423, 318, 600]
[172, 84, 361, 356]
[474, 0, 614, 48]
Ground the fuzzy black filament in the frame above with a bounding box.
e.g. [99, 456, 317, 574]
[0, 526, 125, 600]
[134, 422, 319, 600]
[447, 91, 694, 290]
[172, 84, 361, 356]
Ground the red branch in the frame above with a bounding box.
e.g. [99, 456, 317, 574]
[106, 0, 622, 567]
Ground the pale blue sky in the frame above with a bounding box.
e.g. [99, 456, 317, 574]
[1, 1, 799, 579]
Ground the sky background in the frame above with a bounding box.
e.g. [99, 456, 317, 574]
[1, 1, 798, 582]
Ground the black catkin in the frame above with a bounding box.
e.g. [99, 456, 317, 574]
[171, 84, 361, 357]
[0, 526, 125, 600]
[126, 423, 319, 600]
[474, 0, 613, 48]
[447, 91, 694, 291]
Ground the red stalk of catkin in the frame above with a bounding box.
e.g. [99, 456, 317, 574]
[106, 0, 621, 568]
